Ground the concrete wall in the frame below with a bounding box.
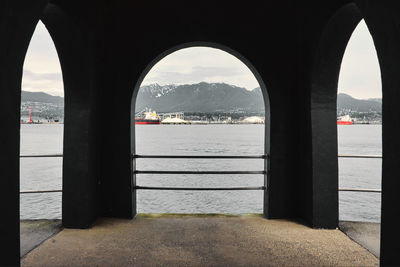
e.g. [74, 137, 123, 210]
[0, 1, 49, 265]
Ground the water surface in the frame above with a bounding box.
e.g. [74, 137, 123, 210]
[20, 124, 382, 222]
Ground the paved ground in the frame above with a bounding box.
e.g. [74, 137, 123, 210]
[21, 214, 378, 267]
[339, 221, 380, 258]
[20, 220, 62, 258]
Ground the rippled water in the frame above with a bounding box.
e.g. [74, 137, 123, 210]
[20, 124, 381, 222]
[20, 124, 63, 219]
[135, 125, 265, 214]
[338, 125, 381, 222]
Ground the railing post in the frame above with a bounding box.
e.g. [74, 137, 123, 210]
[131, 154, 137, 217]
[263, 154, 270, 217]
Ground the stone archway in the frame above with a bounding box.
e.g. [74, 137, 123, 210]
[310, 3, 362, 229]
[0, 2, 101, 264]
[130, 42, 271, 216]
[310, 1, 400, 265]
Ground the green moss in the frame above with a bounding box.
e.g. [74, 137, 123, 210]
[20, 219, 61, 227]
[136, 213, 263, 218]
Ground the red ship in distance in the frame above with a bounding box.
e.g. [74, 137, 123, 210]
[135, 109, 161, 124]
[337, 115, 353, 125]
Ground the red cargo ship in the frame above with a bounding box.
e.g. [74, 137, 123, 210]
[337, 121, 353, 125]
[135, 110, 161, 125]
[337, 115, 353, 125]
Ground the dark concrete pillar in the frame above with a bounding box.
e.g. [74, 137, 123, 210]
[261, 70, 297, 220]
[361, 1, 400, 265]
[309, 4, 361, 228]
[99, 93, 134, 219]
[97, 44, 139, 218]
[263, 90, 271, 217]
[0, 19, 23, 265]
[265, 98, 297, 219]
[42, 4, 101, 228]
[97, 23, 137, 218]
[130, 92, 139, 218]
[0, 0, 47, 265]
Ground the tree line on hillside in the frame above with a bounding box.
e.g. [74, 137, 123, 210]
[20, 87, 382, 119]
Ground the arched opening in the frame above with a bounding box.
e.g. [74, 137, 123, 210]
[337, 19, 382, 223]
[310, 1, 389, 260]
[310, 4, 363, 229]
[311, 2, 400, 264]
[131, 43, 270, 215]
[20, 20, 64, 220]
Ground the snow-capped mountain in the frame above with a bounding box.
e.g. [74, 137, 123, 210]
[135, 82, 265, 113]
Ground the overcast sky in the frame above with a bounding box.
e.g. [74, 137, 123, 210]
[140, 47, 260, 90]
[23, 20, 381, 99]
[22, 21, 63, 97]
[338, 20, 382, 99]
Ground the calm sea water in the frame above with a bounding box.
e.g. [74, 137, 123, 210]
[20, 124, 381, 222]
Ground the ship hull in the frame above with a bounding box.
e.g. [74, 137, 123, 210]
[337, 121, 353, 125]
[135, 119, 161, 125]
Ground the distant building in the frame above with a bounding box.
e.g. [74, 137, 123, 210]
[241, 116, 265, 124]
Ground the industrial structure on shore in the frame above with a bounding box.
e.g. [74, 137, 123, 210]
[135, 109, 265, 125]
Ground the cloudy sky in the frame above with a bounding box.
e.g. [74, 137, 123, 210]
[22, 21, 63, 97]
[338, 20, 381, 99]
[23, 20, 381, 99]
[141, 48, 260, 90]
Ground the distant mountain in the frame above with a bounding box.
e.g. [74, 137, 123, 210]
[368, 98, 382, 104]
[21, 91, 63, 104]
[21, 91, 64, 120]
[337, 93, 381, 112]
[135, 82, 265, 113]
[20, 89, 381, 119]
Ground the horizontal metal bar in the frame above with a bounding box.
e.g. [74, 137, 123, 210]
[135, 170, 266, 175]
[20, 154, 63, 158]
[134, 154, 267, 159]
[20, 189, 62, 194]
[338, 154, 382, 159]
[135, 186, 266, 191]
[339, 188, 381, 193]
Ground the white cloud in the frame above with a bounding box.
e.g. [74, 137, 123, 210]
[22, 21, 64, 97]
[23, 20, 381, 99]
[338, 20, 382, 99]
[142, 47, 261, 90]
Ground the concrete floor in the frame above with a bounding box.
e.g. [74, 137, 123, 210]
[20, 220, 62, 258]
[21, 214, 378, 267]
[339, 221, 380, 258]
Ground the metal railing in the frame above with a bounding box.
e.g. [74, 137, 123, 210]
[18, 153, 382, 193]
[134, 155, 267, 159]
[338, 154, 382, 159]
[133, 154, 268, 191]
[20, 189, 62, 194]
[20, 154, 63, 158]
[338, 154, 382, 193]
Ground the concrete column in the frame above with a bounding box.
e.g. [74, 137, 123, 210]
[263, 78, 298, 219]
[42, 4, 101, 228]
[99, 97, 134, 218]
[0, 29, 22, 265]
[361, 1, 400, 265]
[309, 4, 361, 228]
[0, 0, 47, 265]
